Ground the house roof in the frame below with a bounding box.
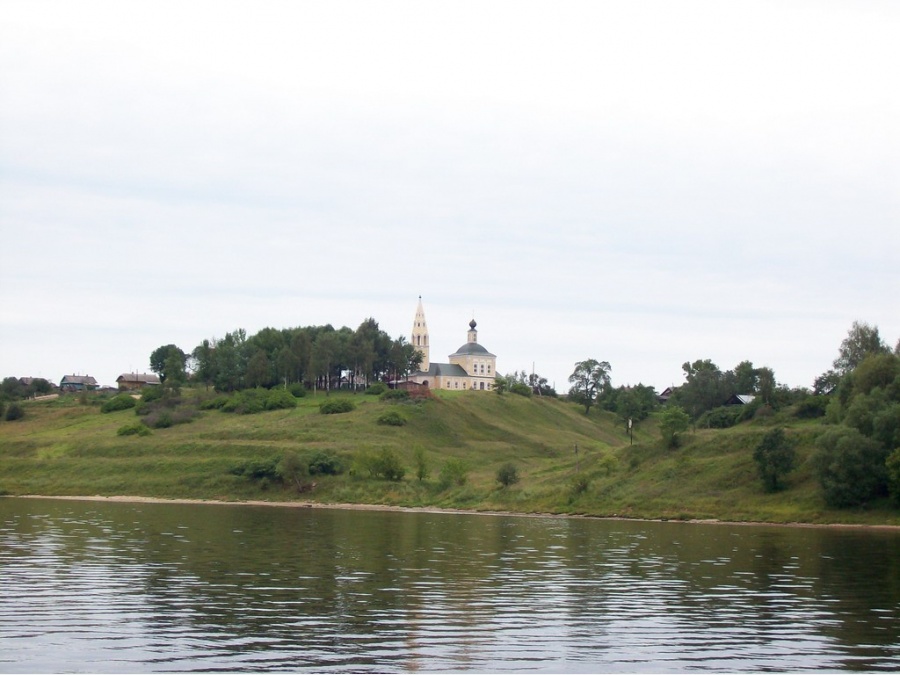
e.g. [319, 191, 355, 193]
[416, 362, 470, 378]
[727, 394, 756, 405]
[60, 375, 98, 385]
[117, 373, 161, 384]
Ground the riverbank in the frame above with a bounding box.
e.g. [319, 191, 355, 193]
[3, 389, 899, 527]
[11, 494, 900, 532]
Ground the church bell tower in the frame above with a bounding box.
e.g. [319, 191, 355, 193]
[411, 296, 430, 371]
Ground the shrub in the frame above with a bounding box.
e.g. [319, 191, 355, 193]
[496, 462, 520, 487]
[264, 389, 298, 411]
[887, 449, 900, 505]
[101, 394, 137, 413]
[307, 451, 343, 476]
[794, 395, 829, 419]
[359, 449, 406, 481]
[230, 458, 280, 482]
[200, 395, 230, 410]
[813, 426, 889, 507]
[570, 473, 591, 497]
[319, 399, 356, 414]
[753, 428, 796, 492]
[4, 403, 24, 422]
[438, 459, 469, 489]
[380, 389, 410, 402]
[659, 406, 690, 449]
[414, 447, 429, 482]
[0, 401, 5, 420]
[288, 383, 307, 398]
[150, 411, 173, 429]
[117, 421, 152, 437]
[140, 386, 165, 403]
[697, 406, 742, 429]
[365, 382, 388, 395]
[509, 382, 532, 397]
[377, 410, 406, 426]
[277, 451, 309, 490]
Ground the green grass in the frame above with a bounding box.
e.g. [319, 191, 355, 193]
[1, 388, 898, 525]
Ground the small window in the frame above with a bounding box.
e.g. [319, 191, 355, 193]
[487, 365, 491, 374]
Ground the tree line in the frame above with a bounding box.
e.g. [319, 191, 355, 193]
[150, 318, 422, 394]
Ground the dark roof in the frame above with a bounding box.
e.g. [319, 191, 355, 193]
[60, 375, 98, 385]
[450, 342, 495, 357]
[117, 373, 161, 385]
[416, 362, 470, 378]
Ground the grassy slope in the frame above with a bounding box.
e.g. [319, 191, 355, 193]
[1, 390, 898, 525]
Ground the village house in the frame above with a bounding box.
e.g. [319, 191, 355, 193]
[59, 375, 98, 392]
[116, 372, 162, 391]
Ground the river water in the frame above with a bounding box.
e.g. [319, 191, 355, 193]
[1, 497, 898, 672]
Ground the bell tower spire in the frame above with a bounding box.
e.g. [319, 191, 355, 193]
[411, 296, 430, 372]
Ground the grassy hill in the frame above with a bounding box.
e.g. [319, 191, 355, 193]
[2, 388, 898, 526]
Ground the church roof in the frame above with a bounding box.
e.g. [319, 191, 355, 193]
[451, 342, 495, 357]
[416, 362, 469, 378]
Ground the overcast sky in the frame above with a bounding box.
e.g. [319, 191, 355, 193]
[1, 1, 898, 393]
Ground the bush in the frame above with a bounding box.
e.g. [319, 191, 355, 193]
[200, 395, 230, 410]
[4, 403, 24, 421]
[813, 427, 889, 507]
[380, 389, 410, 402]
[264, 389, 298, 411]
[753, 428, 796, 492]
[101, 394, 137, 413]
[0, 401, 5, 420]
[496, 462, 520, 487]
[140, 386, 165, 403]
[365, 382, 388, 395]
[288, 383, 307, 398]
[377, 410, 406, 426]
[438, 459, 469, 489]
[794, 395, 829, 419]
[414, 447, 429, 482]
[277, 451, 309, 490]
[319, 399, 356, 414]
[307, 451, 343, 476]
[117, 421, 152, 437]
[229, 458, 280, 482]
[570, 473, 591, 497]
[359, 449, 406, 481]
[697, 406, 742, 429]
[659, 406, 690, 449]
[509, 382, 532, 397]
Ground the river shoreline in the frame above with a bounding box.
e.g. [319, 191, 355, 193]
[9, 494, 900, 532]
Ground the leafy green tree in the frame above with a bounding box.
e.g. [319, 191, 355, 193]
[149, 344, 187, 383]
[1, 377, 24, 400]
[493, 375, 508, 395]
[833, 320, 890, 374]
[245, 349, 273, 389]
[753, 428, 796, 492]
[813, 426, 889, 508]
[614, 384, 658, 430]
[438, 458, 470, 488]
[672, 359, 729, 420]
[659, 405, 690, 449]
[414, 447, 429, 482]
[887, 449, 900, 504]
[568, 359, 611, 414]
[277, 451, 308, 491]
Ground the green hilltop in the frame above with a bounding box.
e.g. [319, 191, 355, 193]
[2, 387, 898, 526]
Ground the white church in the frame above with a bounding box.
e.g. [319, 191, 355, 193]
[406, 297, 497, 391]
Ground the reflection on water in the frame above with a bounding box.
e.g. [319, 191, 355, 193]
[1, 498, 898, 672]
